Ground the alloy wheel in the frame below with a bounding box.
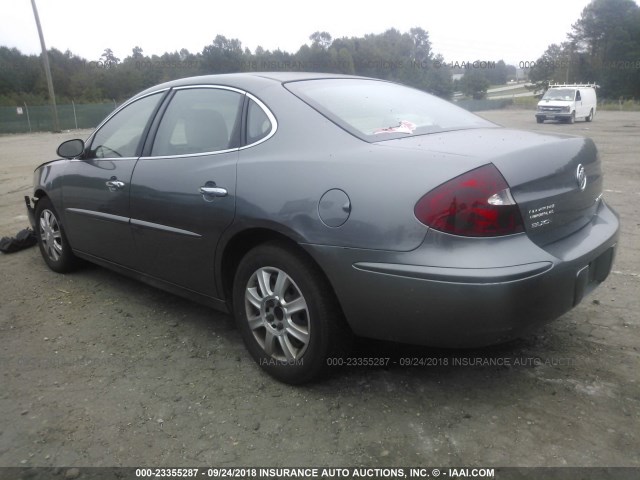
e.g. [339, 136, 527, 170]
[244, 267, 311, 362]
[39, 209, 63, 262]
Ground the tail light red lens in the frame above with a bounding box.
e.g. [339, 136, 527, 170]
[414, 163, 525, 237]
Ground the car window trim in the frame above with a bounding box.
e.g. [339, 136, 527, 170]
[140, 148, 239, 160]
[170, 85, 278, 149]
[160, 86, 245, 155]
[84, 89, 170, 160]
[140, 85, 240, 159]
[138, 85, 278, 160]
[240, 93, 278, 150]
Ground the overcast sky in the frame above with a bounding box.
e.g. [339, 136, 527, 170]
[0, 0, 605, 66]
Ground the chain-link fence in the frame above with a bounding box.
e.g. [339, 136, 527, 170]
[0, 103, 117, 134]
[1, 98, 529, 135]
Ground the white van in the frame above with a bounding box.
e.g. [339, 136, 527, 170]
[535, 84, 598, 124]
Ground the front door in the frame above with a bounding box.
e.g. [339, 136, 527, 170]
[62, 92, 165, 267]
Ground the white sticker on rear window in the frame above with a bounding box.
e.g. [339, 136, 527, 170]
[373, 120, 417, 135]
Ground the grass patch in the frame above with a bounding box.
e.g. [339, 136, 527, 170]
[512, 97, 540, 108]
[597, 100, 640, 111]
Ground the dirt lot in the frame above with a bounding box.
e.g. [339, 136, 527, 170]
[0, 109, 638, 469]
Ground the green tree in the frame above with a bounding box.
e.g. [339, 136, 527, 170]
[304, 31, 335, 71]
[529, 43, 570, 87]
[569, 0, 638, 62]
[309, 31, 332, 50]
[570, 0, 640, 97]
[100, 48, 120, 67]
[131, 46, 144, 59]
[484, 60, 508, 85]
[201, 35, 243, 73]
[460, 70, 490, 99]
[531, 0, 640, 98]
[409, 27, 432, 62]
[336, 47, 355, 74]
[424, 54, 453, 98]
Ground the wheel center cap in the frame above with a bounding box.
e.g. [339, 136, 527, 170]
[263, 297, 285, 332]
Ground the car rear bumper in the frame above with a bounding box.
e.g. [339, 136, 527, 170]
[305, 200, 619, 347]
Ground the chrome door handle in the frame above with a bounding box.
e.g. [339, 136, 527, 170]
[105, 179, 125, 190]
[199, 186, 228, 197]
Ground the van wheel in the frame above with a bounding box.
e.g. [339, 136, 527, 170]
[536, 117, 544, 124]
[567, 111, 575, 124]
[585, 109, 594, 122]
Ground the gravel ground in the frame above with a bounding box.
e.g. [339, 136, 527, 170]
[0, 109, 638, 470]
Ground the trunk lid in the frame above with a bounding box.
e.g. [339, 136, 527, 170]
[376, 128, 603, 246]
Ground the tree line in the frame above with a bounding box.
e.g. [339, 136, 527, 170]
[1, 0, 638, 106]
[0, 27, 516, 106]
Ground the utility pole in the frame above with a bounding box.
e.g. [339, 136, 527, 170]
[31, 0, 60, 132]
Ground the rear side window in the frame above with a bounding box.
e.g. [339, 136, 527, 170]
[151, 88, 243, 156]
[285, 79, 494, 141]
[246, 99, 272, 144]
[89, 92, 163, 159]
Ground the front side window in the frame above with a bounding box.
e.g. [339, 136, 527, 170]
[89, 93, 163, 158]
[151, 88, 243, 157]
[285, 79, 494, 141]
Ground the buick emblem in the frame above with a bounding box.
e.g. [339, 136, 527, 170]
[576, 164, 587, 191]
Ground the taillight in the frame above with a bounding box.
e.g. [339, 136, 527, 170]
[414, 164, 524, 237]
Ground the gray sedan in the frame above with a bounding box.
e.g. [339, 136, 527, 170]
[26, 73, 619, 384]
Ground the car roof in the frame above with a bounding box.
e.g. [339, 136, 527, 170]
[136, 72, 371, 98]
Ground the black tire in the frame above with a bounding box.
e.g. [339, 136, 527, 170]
[586, 109, 594, 122]
[536, 117, 544, 124]
[567, 111, 575, 124]
[232, 241, 351, 384]
[35, 196, 79, 273]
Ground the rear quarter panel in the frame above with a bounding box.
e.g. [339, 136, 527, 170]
[235, 84, 487, 251]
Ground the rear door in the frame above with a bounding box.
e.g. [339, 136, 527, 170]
[129, 86, 244, 297]
[62, 92, 165, 266]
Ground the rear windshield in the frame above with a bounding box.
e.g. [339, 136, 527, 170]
[285, 78, 495, 141]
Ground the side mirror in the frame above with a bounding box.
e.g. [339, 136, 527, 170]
[57, 139, 85, 159]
